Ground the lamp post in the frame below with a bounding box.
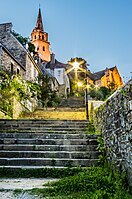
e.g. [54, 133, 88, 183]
[85, 72, 89, 121]
[72, 61, 89, 121]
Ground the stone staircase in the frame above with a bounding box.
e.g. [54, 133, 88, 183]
[23, 96, 86, 120]
[59, 96, 85, 108]
[0, 119, 99, 168]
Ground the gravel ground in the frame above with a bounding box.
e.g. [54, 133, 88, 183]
[0, 178, 59, 199]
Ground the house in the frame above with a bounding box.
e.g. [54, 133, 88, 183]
[87, 66, 124, 89]
[45, 53, 70, 97]
[0, 22, 42, 82]
[0, 42, 26, 78]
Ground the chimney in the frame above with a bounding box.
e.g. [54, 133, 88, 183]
[50, 53, 55, 64]
[0, 23, 13, 33]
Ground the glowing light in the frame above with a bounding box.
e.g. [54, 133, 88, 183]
[95, 85, 98, 89]
[77, 82, 83, 87]
[73, 61, 80, 70]
[86, 84, 90, 89]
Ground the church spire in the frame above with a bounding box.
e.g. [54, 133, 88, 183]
[35, 7, 44, 31]
[31, 7, 50, 62]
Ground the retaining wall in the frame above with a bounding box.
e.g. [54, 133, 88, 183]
[94, 79, 132, 187]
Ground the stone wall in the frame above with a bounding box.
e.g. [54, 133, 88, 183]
[1, 48, 25, 78]
[94, 79, 132, 187]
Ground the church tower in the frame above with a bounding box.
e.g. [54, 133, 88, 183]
[31, 8, 50, 62]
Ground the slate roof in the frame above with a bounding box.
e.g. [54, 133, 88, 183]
[34, 8, 44, 32]
[45, 59, 69, 69]
[88, 66, 116, 81]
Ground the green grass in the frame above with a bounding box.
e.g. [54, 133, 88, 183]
[0, 167, 84, 178]
[27, 165, 131, 199]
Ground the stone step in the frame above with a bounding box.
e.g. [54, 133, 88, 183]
[0, 133, 98, 139]
[0, 138, 98, 145]
[0, 130, 87, 134]
[0, 158, 99, 167]
[0, 151, 99, 159]
[0, 126, 85, 131]
[0, 144, 98, 151]
[0, 119, 99, 168]
[0, 119, 88, 123]
[0, 125, 88, 129]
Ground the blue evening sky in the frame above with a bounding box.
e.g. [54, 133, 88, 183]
[0, 0, 132, 82]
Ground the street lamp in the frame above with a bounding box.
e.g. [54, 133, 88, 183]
[85, 71, 89, 121]
[72, 61, 89, 121]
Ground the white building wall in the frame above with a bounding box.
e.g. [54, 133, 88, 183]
[54, 68, 64, 85]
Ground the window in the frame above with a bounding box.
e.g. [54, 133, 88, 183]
[31, 63, 34, 79]
[11, 63, 13, 75]
[37, 47, 39, 51]
[34, 35, 36, 40]
[43, 46, 45, 51]
[42, 35, 44, 40]
[58, 70, 61, 77]
[17, 68, 20, 74]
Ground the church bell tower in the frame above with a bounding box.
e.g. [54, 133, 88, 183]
[31, 8, 50, 62]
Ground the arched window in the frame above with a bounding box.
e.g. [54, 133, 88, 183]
[43, 46, 45, 51]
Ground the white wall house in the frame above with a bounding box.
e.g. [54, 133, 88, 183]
[45, 53, 70, 97]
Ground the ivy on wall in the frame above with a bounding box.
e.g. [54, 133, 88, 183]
[0, 69, 40, 117]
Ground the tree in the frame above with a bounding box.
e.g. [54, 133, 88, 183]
[88, 85, 111, 101]
[38, 74, 60, 108]
[107, 82, 117, 91]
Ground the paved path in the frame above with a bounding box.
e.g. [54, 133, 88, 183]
[0, 178, 59, 199]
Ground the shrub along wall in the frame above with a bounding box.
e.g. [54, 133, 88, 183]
[0, 109, 10, 119]
[94, 79, 132, 188]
